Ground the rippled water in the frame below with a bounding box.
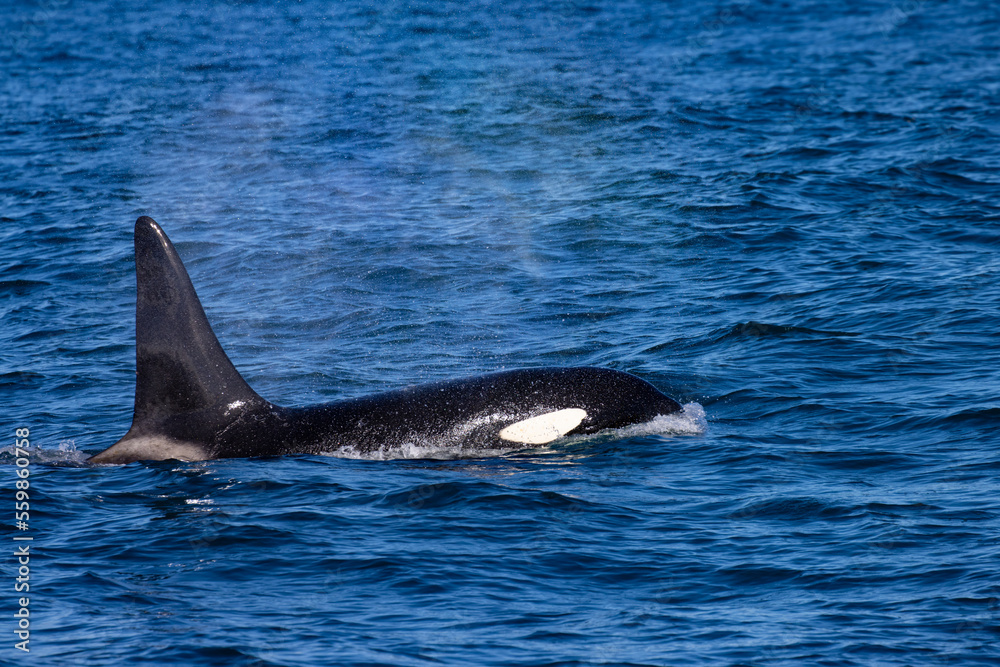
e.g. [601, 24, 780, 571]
[2, 1, 999, 665]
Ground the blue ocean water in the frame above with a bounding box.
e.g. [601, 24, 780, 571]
[2, 0, 999, 664]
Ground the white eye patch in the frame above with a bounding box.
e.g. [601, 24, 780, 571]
[498, 408, 587, 445]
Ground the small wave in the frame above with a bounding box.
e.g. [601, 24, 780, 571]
[0, 441, 91, 467]
[718, 321, 860, 340]
[943, 407, 1000, 425]
[727, 496, 850, 521]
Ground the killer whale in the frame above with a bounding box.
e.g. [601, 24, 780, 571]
[89, 217, 682, 464]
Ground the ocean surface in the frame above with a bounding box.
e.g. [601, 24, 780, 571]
[2, 0, 999, 665]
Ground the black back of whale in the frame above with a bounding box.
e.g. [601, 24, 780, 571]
[89, 217, 682, 464]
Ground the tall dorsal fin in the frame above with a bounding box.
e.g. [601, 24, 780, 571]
[128, 216, 265, 429]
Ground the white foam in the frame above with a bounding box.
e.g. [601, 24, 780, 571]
[326, 439, 511, 461]
[609, 402, 707, 439]
[0, 443, 91, 467]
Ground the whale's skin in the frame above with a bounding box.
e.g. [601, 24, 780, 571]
[89, 217, 682, 464]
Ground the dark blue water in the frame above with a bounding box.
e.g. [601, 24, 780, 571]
[3, 1, 999, 664]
